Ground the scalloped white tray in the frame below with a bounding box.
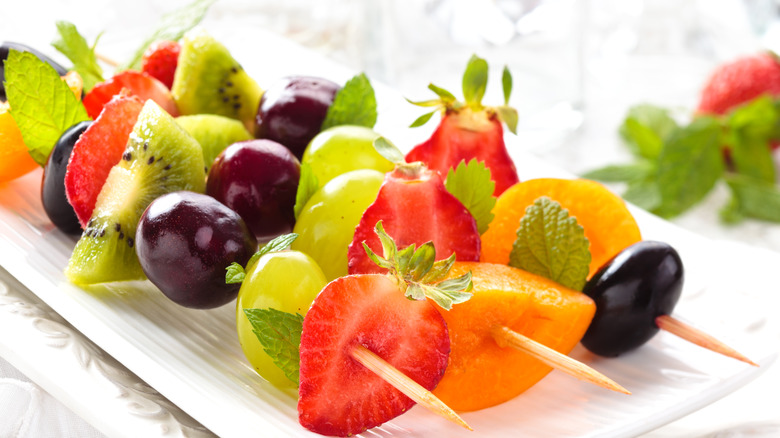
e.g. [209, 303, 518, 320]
[0, 26, 777, 438]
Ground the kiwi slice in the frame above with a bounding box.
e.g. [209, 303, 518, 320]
[65, 100, 206, 285]
[176, 114, 252, 170]
[172, 30, 262, 131]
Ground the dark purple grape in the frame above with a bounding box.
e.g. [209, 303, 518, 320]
[42, 121, 92, 234]
[135, 191, 257, 309]
[255, 76, 340, 159]
[581, 241, 684, 357]
[207, 139, 300, 241]
[1, 42, 68, 101]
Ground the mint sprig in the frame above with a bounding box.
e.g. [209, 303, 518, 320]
[444, 159, 496, 234]
[225, 233, 298, 284]
[320, 73, 377, 131]
[52, 21, 104, 92]
[509, 197, 591, 291]
[585, 98, 780, 224]
[244, 308, 303, 385]
[121, 0, 216, 71]
[4, 50, 90, 166]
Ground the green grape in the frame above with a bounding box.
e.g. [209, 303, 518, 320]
[292, 169, 384, 280]
[236, 250, 327, 388]
[302, 125, 394, 186]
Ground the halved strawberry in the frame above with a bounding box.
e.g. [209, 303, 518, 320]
[83, 70, 178, 120]
[141, 40, 181, 89]
[298, 275, 450, 437]
[65, 92, 144, 227]
[347, 164, 480, 275]
[405, 55, 519, 196]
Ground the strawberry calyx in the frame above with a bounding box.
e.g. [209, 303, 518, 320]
[407, 54, 518, 134]
[362, 221, 473, 310]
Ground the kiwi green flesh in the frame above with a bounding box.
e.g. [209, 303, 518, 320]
[176, 114, 252, 170]
[172, 31, 262, 131]
[65, 101, 206, 285]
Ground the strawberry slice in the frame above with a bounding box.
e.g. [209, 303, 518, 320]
[348, 164, 480, 275]
[141, 40, 181, 89]
[83, 70, 178, 120]
[298, 274, 450, 437]
[65, 93, 144, 227]
[405, 55, 519, 196]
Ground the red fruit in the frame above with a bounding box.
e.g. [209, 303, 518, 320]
[65, 93, 145, 227]
[141, 40, 181, 89]
[406, 110, 519, 196]
[698, 53, 780, 115]
[83, 71, 179, 120]
[347, 165, 481, 275]
[298, 274, 450, 437]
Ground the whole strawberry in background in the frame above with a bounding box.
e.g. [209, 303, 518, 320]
[406, 55, 519, 196]
[141, 40, 181, 90]
[697, 52, 780, 116]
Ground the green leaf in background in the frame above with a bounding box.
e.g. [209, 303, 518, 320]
[582, 161, 656, 183]
[654, 116, 724, 218]
[509, 197, 591, 291]
[321, 73, 378, 130]
[727, 96, 778, 184]
[501, 65, 512, 105]
[494, 105, 518, 135]
[444, 159, 496, 234]
[722, 175, 780, 223]
[619, 104, 678, 160]
[622, 180, 662, 211]
[462, 54, 488, 109]
[293, 163, 319, 220]
[410, 110, 436, 128]
[51, 21, 104, 91]
[244, 308, 303, 385]
[122, 0, 216, 71]
[372, 137, 404, 164]
[4, 50, 90, 166]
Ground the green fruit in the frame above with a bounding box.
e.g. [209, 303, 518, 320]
[302, 125, 393, 186]
[236, 250, 326, 388]
[291, 169, 383, 280]
[65, 100, 206, 284]
[172, 30, 262, 130]
[176, 114, 252, 170]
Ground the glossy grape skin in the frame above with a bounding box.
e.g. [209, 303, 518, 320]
[207, 139, 300, 242]
[136, 191, 257, 309]
[236, 250, 326, 388]
[302, 125, 394, 186]
[255, 76, 340, 159]
[291, 169, 384, 280]
[581, 241, 684, 357]
[42, 121, 92, 234]
[1, 42, 68, 101]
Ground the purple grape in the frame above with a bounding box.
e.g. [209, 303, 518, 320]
[136, 191, 257, 309]
[207, 139, 300, 241]
[255, 76, 340, 159]
[42, 121, 92, 235]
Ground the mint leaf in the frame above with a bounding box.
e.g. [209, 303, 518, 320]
[121, 0, 216, 71]
[727, 96, 777, 184]
[294, 163, 319, 220]
[321, 73, 377, 130]
[582, 161, 655, 183]
[622, 180, 662, 211]
[620, 104, 678, 160]
[722, 175, 780, 223]
[51, 21, 104, 92]
[654, 117, 724, 218]
[444, 159, 496, 234]
[462, 54, 488, 108]
[225, 234, 298, 284]
[5, 50, 90, 166]
[244, 308, 303, 385]
[509, 197, 591, 291]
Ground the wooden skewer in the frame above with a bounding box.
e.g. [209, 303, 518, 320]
[95, 52, 120, 68]
[655, 315, 758, 367]
[350, 345, 472, 431]
[491, 325, 631, 395]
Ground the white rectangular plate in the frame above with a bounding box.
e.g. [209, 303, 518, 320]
[0, 25, 777, 438]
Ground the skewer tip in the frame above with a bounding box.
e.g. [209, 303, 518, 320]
[656, 315, 758, 367]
